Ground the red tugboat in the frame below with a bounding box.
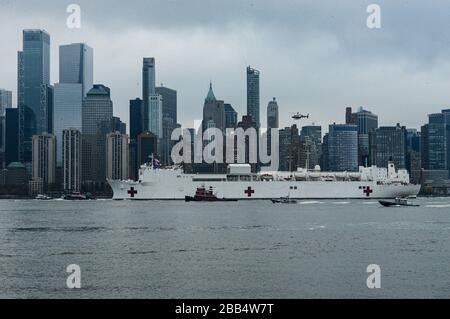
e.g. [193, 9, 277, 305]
[185, 186, 237, 202]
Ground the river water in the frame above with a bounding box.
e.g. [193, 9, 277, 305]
[0, 198, 449, 298]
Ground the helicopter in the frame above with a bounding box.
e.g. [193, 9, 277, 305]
[291, 112, 310, 120]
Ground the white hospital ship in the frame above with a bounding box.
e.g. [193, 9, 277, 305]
[108, 162, 421, 200]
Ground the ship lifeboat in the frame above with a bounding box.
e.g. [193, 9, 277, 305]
[335, 172, 348, 181]
[294, 172, 307, 181]
[348, 172, 361, 181]
[308, 172, 321, 180]
[260, 173, 274, 181]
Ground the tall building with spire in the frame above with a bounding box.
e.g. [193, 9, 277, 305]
[202, 83, 225, 133]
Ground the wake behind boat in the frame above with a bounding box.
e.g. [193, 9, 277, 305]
[271, 197, 298, 204]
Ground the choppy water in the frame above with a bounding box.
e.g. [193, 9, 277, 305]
[0, 198, 449, 298]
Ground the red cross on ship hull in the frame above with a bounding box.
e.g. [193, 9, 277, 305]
[128, 187, 138, 198]
[245, 186, 255, 198]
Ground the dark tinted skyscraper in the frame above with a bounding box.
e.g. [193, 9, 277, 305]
[137, 131, 158, 168]
[202, 83, 225, 132]
[421, 110, 449, 172]
[129, 98, 143, 180]
[356, 108, 378, 166]
[81, 85, 113, 184]
[279, 124, 300, 171]
[18, 30, 51, 166]
[247, 66, 260, 128]
[156, 86, 177, 125]
[369, 124, 407, 169]
[4, 108, 19, 166]
[224, 104, 238, 128]
[267, 98, 279, 129]
[327, 124, 358, 172]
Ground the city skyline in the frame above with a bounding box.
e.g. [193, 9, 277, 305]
[2, 1, 450, 132]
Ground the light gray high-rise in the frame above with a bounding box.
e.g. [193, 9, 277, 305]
[18, 30, 51, 165]
[59, 43, 93, 97]
[106, 132, 129, 181]
[0, 89, 12, 116]
[247, 66, 260, 128]
[32, 133, 56, 185]
[62, 128, 81, 192]
[53, 83, 83, 165]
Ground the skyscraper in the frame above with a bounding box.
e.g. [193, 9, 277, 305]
[279, 124, 300, 171]
[267, 98, 279, 129]
[112, 117, 127, 135]
[369, 124, 407, 169]
[327, 124, 358, 172]
[161, 116, 177, 166]
[156, 86, 177, 125]
[202, 83, 225, 132]
[129, 98, 143, 180]
[4, 108, 19, 166]
[18, 30, 51, 166]
[81, 85, 113, 184]
[224, 104, 238, 129]
[62, 128, 81, 192]
[32, 133, 56, 185]
[149, 94, 163, 138]
[300, 125, 322, 169]
[0, 115, 4, 169]
[247, 66, 260, 128]
[106, 132, 129, 181]
[0, 89, 10, 168]
[356, 108, 378, 166]
[59, 43, 93, 97]
[53, 83, 83, 165]
[129, 98, 143, 141]
[142, 58, 156, 131]
[137, 131, 158, 169]
[421, 110, 450, 174]
[0, 89, 12, 116]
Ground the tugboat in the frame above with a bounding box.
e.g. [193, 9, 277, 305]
[63, 192, 95, 200]
[379, 197, 419, 207]
[185, 186, 237, 202]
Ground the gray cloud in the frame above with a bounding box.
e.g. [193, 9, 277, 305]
[1, 0, 450, 131]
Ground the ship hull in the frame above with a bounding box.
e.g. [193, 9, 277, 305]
[108, 178, 421, 200]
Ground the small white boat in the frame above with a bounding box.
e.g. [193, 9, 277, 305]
[35, 194, 52, 200]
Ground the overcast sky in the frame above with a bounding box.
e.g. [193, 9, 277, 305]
[1, 0, 450, 132]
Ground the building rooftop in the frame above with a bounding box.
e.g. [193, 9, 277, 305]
[205, 82, 216, 103]
[7, 162, 26, 170]
[87, 84, 110, 97]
